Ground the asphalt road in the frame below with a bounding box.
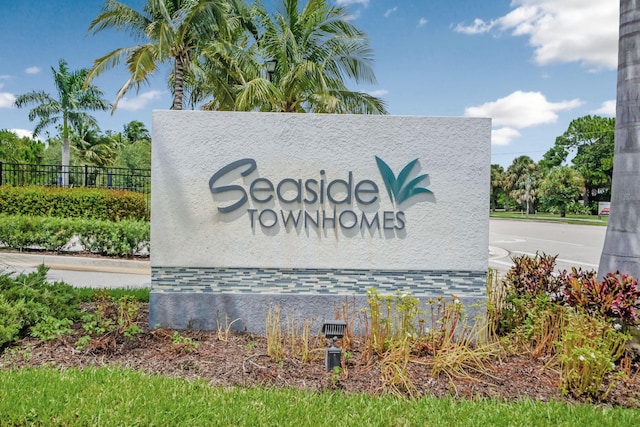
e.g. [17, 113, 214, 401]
[0, 219, 607, 287]
[489, 218, 606, 275]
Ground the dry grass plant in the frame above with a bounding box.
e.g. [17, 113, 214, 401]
[334, 296, 359, 351]
[216, 313, 242, 342]
[266, 305, 285, 362]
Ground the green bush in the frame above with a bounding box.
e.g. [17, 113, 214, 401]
[0, 186, 149, 221]
[0, 266, 80, 347]
[0, 214, 149, 256]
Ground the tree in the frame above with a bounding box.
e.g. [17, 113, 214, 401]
[0, 130, 44, 164]
[506, 156, 540, 214]
[200, 0, 386, 114]
[13, 60, 111, 186]
[87, 0, 231, 111]
[543, 115, 614, 208]
[539, 167, 584, 217]
[490, 164, 504, 211]
[599, 0, 640, 279]
[71, 120, 116, 167]
[122, 120, 151, 143]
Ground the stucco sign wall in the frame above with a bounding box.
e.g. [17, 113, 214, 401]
[150, 111, 491, 331]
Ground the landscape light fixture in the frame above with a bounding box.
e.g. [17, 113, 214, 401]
[321, 320, 346, 371]
[265, 59, 277, 82]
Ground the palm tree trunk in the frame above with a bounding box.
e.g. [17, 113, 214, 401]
[61, 137, 70, 187]
[598, 0, 640, 278]
[172, 55, 186, 110]
[61, 114, 70, 187]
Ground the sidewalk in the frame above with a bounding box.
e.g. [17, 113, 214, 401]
[0, 251, 151, 288]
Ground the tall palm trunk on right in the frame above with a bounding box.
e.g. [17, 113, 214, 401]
[598, 0, 640, 278]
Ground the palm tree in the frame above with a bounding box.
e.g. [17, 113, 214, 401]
[490, 164, 504, 211]
[87, 0, 231, 111]
[71, 119, 116, 167]
[598, 0, 640, 279]
[506, 156, 539, 214]
[200, 0, 386, 114]
[13, 60, 111, 186]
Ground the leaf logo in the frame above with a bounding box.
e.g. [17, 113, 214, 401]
[375, 156, 432, 205]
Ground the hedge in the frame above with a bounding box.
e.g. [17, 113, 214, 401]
[0, 215, 149, 257]
[0, 186, 149, 221]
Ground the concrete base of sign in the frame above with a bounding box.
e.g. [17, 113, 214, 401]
[149, 266, 486, 332]
[149, 292, 485, 334]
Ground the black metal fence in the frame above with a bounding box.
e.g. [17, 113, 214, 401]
[0, 162, 151, 194]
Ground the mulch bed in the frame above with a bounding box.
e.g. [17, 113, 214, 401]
[2, 304, 640, 408]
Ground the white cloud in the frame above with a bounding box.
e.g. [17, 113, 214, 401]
[117, 90, 163, 111]
[9, 129, 34, 139]
[367, 89, 388, 97]
[491, 127, 521, 146]
[0, 92, 16, 108]
[455, 0, 619, 69]
[25, 66, 41, 75]
[336, 0, 369, 6]
[384, 7, 398, 18]
[0, 75, 11, 80]
[465, 91, 582, 145]
[454, 18, 494, 35]
[465, 91, 582, 129]
[418, 18, 428, 27]
[591, 100, 616, 116]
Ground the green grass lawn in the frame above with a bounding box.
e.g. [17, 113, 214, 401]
[0, 367, 637, 427]
[490, 211, 609, 226]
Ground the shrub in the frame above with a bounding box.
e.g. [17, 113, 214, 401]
[0, 214, 149, 257]
[557, 311, 628, 399]
[0, 186, 148, 221]
[564, 271, 640, 325]
[503, 253, 566, 300]
[0, 266, 80, 347]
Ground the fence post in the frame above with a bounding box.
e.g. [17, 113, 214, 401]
[107, 171, 112, 189]
[0, 161, 3, 186]
[84, 165, 88, 188]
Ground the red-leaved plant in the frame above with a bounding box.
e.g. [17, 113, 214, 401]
[564, 271, 640, 325]
[504, 252, 565, 301]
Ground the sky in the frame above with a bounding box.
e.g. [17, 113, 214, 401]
[0, 0, 619, 168]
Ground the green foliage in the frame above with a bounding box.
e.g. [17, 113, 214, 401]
[0, 265, 80, 347]
[0, 215, 74, 251]
[539, 166, 585, 217]
[73, 287, 150, 303]
[505, 156, 541, 214]
[171, 331, 199, 353]
[113, 140, 151, 170]
[490, 164, 505, 211]
[29, 316, 73, 341]
[364, 289, 423, 356]
[557, 312, 628, 399]
[542, 115, 615, 208]
[2, 368, 639, 427]
[493, 252, 638, 398]
[79, 290, 143, 347]
[0, 130, 45, 164]
[0, 214, 150, 256]
[76, 217, 150, 256]
[0, 186, 148, 221]
[0, 294, 24, 347]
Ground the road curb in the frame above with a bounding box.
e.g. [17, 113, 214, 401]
[0, 252, 150, 275]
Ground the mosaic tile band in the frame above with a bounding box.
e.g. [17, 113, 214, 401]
[151, 267, 487, 297]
